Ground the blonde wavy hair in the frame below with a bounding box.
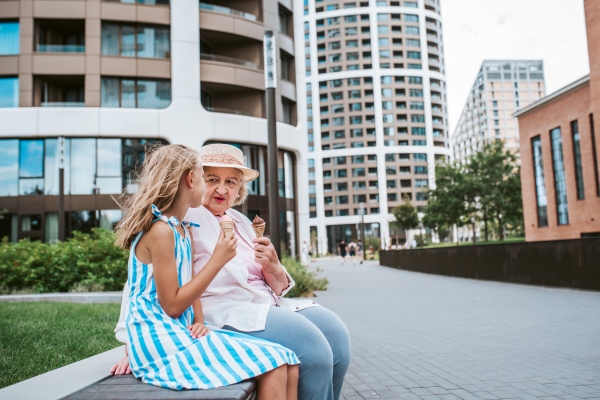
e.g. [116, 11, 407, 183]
[114, 144, 200, 250]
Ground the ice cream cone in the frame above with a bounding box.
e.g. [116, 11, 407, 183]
[252, 215, 266, 238]
[219, 220, 235, 234]
[253, 224, 265, 238]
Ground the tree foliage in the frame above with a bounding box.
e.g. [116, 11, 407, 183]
[391, 199, 419, 238]
[423, 140, 523, 242]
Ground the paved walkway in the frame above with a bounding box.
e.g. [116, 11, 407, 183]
[310, 259, 600, 400]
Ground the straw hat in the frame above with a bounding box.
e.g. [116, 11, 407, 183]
[199, 144, 259, 182]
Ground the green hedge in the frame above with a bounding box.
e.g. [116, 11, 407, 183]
[0, 229, 129, 294]
[281, 254, 328, 298]
[0, 229, 328, 297]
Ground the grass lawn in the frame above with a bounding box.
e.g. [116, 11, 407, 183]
[0, 302, 122, 389]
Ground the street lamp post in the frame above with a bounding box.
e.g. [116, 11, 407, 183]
[359, 202, 366, 249]
[58, 136, 65, 242]
[264, 30, 281, 258]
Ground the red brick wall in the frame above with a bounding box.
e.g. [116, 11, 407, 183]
[586, 0, 600, 111]
[518, 84, 600, 241]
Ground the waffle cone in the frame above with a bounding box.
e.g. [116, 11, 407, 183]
[253, 224, 266, 238]
[219, 220, 235, 234]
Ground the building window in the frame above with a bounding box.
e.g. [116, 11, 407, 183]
[531, 136, 548, 227]
[101, 78, 171, 109]
[0, 77, 19, 107]
[101, 23, 170, 58]
[591, 114, 600, 197]
[550, 128, 569, 225]
[279, 10, 289, 34]
[282, 100, 293, 124]
[571, 120, 584, 200]
[18, 140, 44, 196]
[414, 166, 428, 175]
[0, 21, 19, 55]
[416, 192, 428, 201]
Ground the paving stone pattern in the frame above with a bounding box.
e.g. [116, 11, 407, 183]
[310, 259, 600, 400]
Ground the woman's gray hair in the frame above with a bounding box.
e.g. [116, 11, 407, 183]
[233, 177, 248, 206]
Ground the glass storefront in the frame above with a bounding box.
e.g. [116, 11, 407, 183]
[0, 137, 166, 242]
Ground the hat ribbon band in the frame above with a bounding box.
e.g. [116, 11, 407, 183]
[201, 154, 244, 166]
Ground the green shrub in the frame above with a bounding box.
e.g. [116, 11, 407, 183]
[0, 230, 328, 297]
[282, 255, 328, 298]
[0, 229, 128, 293]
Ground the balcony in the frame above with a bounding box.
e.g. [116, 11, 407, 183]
[201, 85, 264, 118]
[37, 45, 85, 53]
[200, 53, 260, 70]
[33, 75, 84, 107]
[103, 0, 170, 4]
[200, 2, 258, 21]
[40, 102, 85, 107]
[35, 19, 85, 53]
[203, 106, 253, 116]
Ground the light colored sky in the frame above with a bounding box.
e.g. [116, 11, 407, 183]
[443, 0, 590, 131]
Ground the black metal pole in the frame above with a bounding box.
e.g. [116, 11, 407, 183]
[361, 214, 365, 251]
[267, 86, 280, 257]
[58, 137, 65, 242]
[58, 167, 65, 241]
[264, 30, 281, 257]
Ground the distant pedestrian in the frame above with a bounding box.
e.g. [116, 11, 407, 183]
[348, 240, 357, 265]
[301, 240, 310, 267]
[411, 238, 417, 249]
[357, 240, 364, 264]
[338, 240, 348, 265]
[369, 245, 374, 260]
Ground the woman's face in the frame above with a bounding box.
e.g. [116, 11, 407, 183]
[202, 167, 243, 215]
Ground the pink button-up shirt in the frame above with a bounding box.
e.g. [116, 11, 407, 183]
[215, 215, 277, 306]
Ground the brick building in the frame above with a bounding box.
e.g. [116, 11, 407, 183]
[514, 0, 600, 241]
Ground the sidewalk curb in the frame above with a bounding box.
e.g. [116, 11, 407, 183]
[0, 292, 123, 303]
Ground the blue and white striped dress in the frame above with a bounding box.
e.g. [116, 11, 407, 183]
[126, 205, 299, 390]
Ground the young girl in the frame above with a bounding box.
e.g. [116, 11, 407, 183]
[114, 144, 299, 399]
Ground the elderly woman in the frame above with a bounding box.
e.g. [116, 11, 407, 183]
[113, 144, 351, 400]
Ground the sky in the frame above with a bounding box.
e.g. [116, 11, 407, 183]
[443, 0, 590, 132]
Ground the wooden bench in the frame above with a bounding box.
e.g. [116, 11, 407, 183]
[63, 374, 256, 400]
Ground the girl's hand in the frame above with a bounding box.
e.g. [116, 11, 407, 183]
[110, 356, 132, 375]
[188, 323, 211, 339]
[212, 229, 237, 266]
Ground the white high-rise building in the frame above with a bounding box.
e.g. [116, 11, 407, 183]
[299, 0, 451, 253]
[452, 60, 546, 164]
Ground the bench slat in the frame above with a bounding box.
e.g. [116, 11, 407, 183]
[63, 375, 256, 400]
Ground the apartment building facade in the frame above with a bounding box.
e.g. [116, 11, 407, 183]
[301, 0, 450, 254]
[452, 60, 546, 164]
[0, 0, 309, 255]
[514, 0, 600, 241]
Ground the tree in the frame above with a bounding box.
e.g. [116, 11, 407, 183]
[391, 199, 419, 245]
[423, 162, 470, 245]
[466, 140, 523, 241]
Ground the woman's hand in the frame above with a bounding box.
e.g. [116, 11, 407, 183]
[253, 237, 280, 274]
[188, 322, 211, 339]
[110, 357, 131, 375]
[212, 230, 237, 266]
